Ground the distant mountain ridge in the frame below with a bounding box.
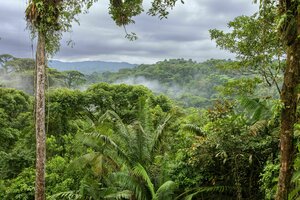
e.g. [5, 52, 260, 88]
[49, 60, 137, 74]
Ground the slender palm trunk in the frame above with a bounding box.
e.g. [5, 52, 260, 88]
[275, 1, 300, 198]
[35, 32, 46, 200]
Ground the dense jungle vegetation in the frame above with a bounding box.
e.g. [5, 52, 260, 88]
[1, 0, 300, 199]
[0, 53, 294, 199]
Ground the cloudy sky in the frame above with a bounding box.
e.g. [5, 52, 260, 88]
[0, 0, 258, 64]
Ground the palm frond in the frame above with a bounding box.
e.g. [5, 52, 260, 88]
[176, 186, 235, 200]
[289, 186, 300, 200]
[133, 122, 149, 164]
[99, 110, 131, 143]
[183, 124, 204, 136]
[105, 190, 133, 200]
[249, 120, 268, 136]
[289, 170, 300, 200]
[112, 171, 148, 200]
[239, 97, 272, 122]
[85, 132, 133, 167]
[70, 151, 99, 170]
[150, 114, 172, 158]
[49, 191, 83, 200]
[155, 180, 177, 200]
[132, 163, 155, 198]
[183, 191, 200, 200]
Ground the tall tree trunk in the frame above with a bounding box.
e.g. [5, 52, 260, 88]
[35, 32, 46, 200]
[275, 1, 300, 199]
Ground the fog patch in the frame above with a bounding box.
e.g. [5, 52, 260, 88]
[115, 76, 164, 92]
[0, 72, 34, 94]
[114, 76, 185, 98]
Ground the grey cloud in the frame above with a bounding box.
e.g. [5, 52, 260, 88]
[194, 0, 257, 16]
[0, 0, 258, 63]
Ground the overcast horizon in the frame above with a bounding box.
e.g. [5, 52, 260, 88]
[0, 0, 258, 64]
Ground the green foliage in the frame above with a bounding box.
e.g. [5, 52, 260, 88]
[0, 88, 31, 119]
[148, 0, 181, 19]
[2, 57, 35, 73]
[62, 70, 86, 88]
[0, 88, 33, 180]
[216, 77, 262, 97]
[109, 0, 143, 26]
[260, 160, 279, 200]
[171, 99, 279, 199]
[26, 0, 97, 54]
[86, 83, 169, 122]
[70, 96, 177, 199]
[210, 2, 283, 95]
[2, 168, 35, 200]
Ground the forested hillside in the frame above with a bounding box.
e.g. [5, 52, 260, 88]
[88, 59, 228, 107]
[49, 60, 136, 74]
[0, 55, 278, 108]
[87, 58, 280, 107]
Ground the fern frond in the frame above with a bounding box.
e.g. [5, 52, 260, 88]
[137, 97, 153, 133]
[289, 169, 300, 200]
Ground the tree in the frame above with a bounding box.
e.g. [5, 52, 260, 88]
[25, 1, 181, 199]
[209, 2, 283, 96]
[62, 70, 86, 89]
[272, 0, 300, 199]
[78, 97, 174, 199]
[212, 0, 300, 198]
[3, 58, 35, 73]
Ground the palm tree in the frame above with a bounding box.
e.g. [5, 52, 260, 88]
[71, 98, 175, 199]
